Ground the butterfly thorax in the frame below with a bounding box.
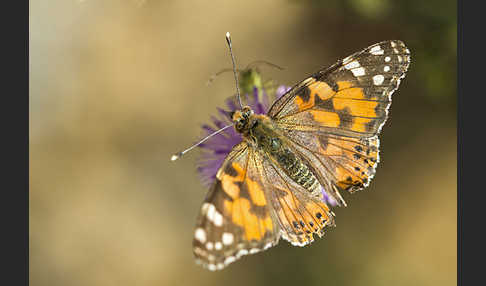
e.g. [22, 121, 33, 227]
[232, 106, 320, 193]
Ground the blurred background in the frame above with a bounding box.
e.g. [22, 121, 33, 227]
[30, 0, 456, 285]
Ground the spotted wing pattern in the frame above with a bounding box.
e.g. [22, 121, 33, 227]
[281, 131, 380, 206]
[268, 40, 410, 204]
[258, 153, 335, 246]
[193, 142, 280, 271]
[193, 142, 336, 270]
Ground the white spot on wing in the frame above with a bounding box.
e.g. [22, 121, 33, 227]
[384, 66, 390, 72]
[215, 242, 222, 250]
[385, 56, 391, 62]
[224, 256, 236, 265]
[344, 60, 360, 70]
[236, 249, 248, 258]
[373, 75, 385, 85]
[351, 67, 366, 77]
[194, 228, 206, 243]
[213, 211, 223, 226]
[370, 45, 384, 55]
[206, 242, 214, 250]
[222, 232, 234, 245]
[206, 204, 215, 220]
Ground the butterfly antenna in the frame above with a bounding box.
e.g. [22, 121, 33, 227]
[170, 124, 234, 161]
[206, 68, 241, 86]
[246, 60, 285, 71]
[225, 32, 243, 109]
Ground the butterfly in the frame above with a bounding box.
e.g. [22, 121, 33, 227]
[184, 37, 410, 271]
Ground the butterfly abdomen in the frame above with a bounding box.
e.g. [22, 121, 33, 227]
[248, 115, 319, 193]
[272, 147, 316, 189]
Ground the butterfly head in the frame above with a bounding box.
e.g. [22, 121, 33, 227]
[231, 106, 278, 152]
[231, 106, 256, 133]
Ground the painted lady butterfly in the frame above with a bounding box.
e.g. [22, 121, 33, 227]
[173, 33, 410, 271]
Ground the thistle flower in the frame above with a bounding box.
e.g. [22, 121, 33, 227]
[196, 73, 337, 207]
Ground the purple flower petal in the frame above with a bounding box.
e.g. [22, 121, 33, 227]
[276, 85, 291, 98]
[321, 186, 338, 207]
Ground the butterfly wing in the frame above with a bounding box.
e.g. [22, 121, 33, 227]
[193, 140, 336, 269]
[193, 142, 280, 271]
[193, 40, 410, 269]
[268, 41, 410, 204]
[279, 131, 380, 206]
[257, 151, 336, 247]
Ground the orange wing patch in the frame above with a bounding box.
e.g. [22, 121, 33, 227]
[229, 197, 273, 241]
[309, 110, 340, 128]
[333, 81, 379, 132]
[278, 79, 389, 137]
[219, 162, 245, 199]
[247, 179, 267, 206]
[294, 79, 334, 111]
[219, 162, 274, 241]
[334, 80, 380, 108]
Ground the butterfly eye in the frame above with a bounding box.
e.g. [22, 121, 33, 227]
[235, 118, 246, 131]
